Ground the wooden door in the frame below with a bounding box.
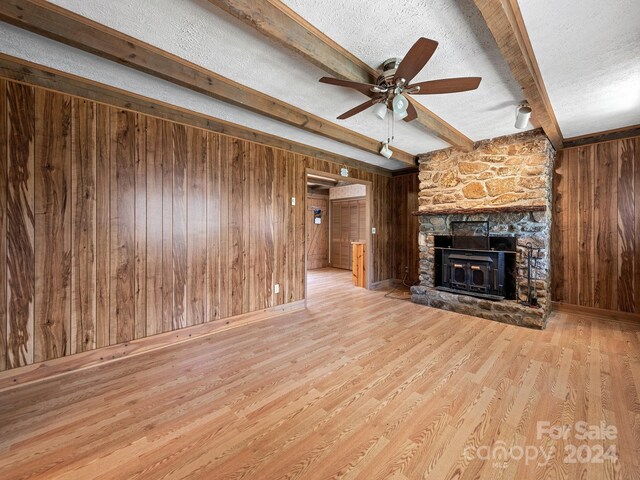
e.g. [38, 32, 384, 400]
[330, 198, 366, 270]
[306, 194, 329, 270]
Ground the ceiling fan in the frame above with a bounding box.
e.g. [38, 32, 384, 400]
[319, 38, 481, 122]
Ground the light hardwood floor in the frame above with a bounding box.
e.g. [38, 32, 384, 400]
[1, 268, 639, 479]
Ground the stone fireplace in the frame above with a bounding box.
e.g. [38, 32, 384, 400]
[410, 130, 555, 329]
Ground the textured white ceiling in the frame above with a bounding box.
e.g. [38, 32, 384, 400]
[0, 23, 406, 169]
[43, 0, 448, 158]
[43, 0, 526, 155]
[283, 0, 527, 143]
[1, 0, 635, 168]
[518, 0, 640, 138]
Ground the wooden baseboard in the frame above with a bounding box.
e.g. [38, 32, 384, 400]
[0, 300, 306, 392]
[552, 301, 640, 324]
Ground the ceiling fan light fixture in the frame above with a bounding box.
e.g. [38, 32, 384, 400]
[380, 141, 393, 159]
[393, 94, 409, 114]
[372, 102, 388, 120]
[515, 104, 532, 129]
[318, 38, 481, 126]
[395, 109, 408, 121]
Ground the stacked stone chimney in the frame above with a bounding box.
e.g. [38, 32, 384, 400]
[411, 130, 555, 329]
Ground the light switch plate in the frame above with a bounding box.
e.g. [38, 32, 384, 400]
[291, 197, 296, 206]
[274, 284, 280, 294]
[372, 227, 377, 234]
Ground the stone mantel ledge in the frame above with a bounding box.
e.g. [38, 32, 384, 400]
[411, 204, 546, 216]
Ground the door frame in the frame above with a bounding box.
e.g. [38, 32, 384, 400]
[304, 168, 373, 298]
[328, 196, 366, 270]
[306, 192, 330, 270]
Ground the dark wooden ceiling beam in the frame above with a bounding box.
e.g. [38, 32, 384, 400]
[208, 0, 475, 152]
[0, 53, 392, 177]
[0, 0, 415, 165]
[473, 0, 563, 150]
[563, 124, 640, 149]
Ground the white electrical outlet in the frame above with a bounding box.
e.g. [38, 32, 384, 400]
[274, 284, 280, 294]
[372, 227, 377, 234]
[291, 197, 296, 206]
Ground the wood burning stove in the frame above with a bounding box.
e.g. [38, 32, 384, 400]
[443, 250, 506, 297]
[434, 221, 516, 301]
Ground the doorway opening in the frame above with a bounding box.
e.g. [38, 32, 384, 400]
[305, 169, 372, 299]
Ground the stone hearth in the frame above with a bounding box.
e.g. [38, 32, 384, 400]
[410, 130, 555, 329]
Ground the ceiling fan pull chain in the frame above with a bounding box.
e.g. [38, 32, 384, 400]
[391, 108, 395, 143]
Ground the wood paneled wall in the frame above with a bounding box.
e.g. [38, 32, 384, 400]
[306, 194, 329, 270]
[390, 173, 420, 285]
[553, 136, 640, 314]
[330, 198, 367, 270]
[0, 78, 395, 371]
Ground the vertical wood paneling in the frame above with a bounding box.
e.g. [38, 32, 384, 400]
[161, 121, 173, 333]
[111, 109, 136, 344]
[218, 136, 230, 319]
[273, 150, 285, 307]
[186, 128, 207, 325]
[636, 138, 640, 315]
[6, 82, 35, 368]
[262, 146, 274, 308]
[389, 173, 419, 284]
[145, 117, 163, 336]
[172, 124, 188, 329]
[71, 98, 96, 354]
[306, 194, 329, 270]
[594, 142, 618, 310]
[552, 149, 567, 302]
[284, 152, 295, 302]
[565, 149, 579, 305]
[577, 146, 595, 308]
[330, 198, 367, 270]
[554, 136, 640, 315]
[95, 104, 110, 349]
[371, 175, 391, 283]
[134, 114, 147, 340]
[248, 143, 261, 312]
[0, 78, 402, 370]
[0, 80, 6, 371]
[618, 139, 635, 312]
[34, 89, 73, 362]
[295, 157, 305, 300]
[206, 133, 221, 321]
[230, 139, 244, 316]
[241, 141, 251, 313]
[373, 175, 382, 281]
[290, 155, 298, 301]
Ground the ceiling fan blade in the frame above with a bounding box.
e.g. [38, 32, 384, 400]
[319, 77, 379, 97]
[337, 98, 381, 120]
[407, 77, 482, 95]
[394, 38, 439, 84]
[403, 97, 418, 123]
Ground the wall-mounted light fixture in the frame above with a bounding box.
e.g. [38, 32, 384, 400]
[379, 141, 393, 159]
[515, 103, 532, 129]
